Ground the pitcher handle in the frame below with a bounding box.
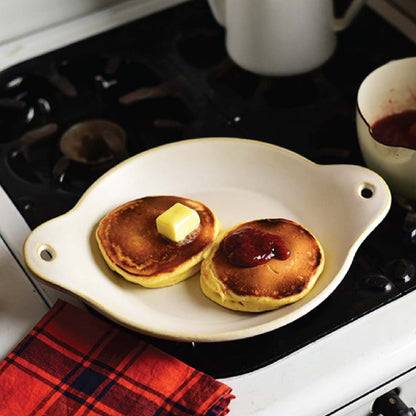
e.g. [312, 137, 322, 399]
[333, 0, 367, 31]
[207, 0, 226, 26]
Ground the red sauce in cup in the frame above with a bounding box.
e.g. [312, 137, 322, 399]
[371, 109, 416, 149]
[222, 227, 290, 268]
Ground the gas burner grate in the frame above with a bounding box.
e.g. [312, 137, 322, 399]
[0, 50, 202, 225]
[177, 28, 226, 69]
[0, 75, 57, 141]
[56, 54, 161, 99]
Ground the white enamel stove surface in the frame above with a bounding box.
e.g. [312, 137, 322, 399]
[1, 0, 416, 415]
[0, 206, 49, 355]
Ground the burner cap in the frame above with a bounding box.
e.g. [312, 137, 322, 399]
[60, 120, 126, 165]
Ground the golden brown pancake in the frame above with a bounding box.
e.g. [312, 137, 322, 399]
[200, 218, 324, 312]
[96, 196, 221, 288]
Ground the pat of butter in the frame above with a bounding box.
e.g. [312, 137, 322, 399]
[156, 203, 200, 242]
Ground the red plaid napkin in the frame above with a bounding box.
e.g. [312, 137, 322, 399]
[0, 300, 234, 416]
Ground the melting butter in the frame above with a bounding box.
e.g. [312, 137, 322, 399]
[156, 202, 200, 242]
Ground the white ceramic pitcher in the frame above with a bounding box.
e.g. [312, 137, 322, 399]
[208, 0, 366, 76]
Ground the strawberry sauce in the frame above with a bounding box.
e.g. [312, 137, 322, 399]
[222, 227, 290, 268]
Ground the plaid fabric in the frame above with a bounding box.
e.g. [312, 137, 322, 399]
[0, 300, 234, 416]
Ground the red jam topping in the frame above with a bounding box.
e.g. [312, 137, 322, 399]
[222, 227, 290, 268]
[371, 109, 416, 150]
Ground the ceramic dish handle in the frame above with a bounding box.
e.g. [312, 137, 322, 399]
[319, 163, 391, 242]
[23, 216, 97, 292]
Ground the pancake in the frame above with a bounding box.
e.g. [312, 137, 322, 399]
[200, 218, 324, 312]
[96, 195, 221, 288]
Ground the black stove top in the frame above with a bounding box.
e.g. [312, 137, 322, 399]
[1, 0, 415, 378]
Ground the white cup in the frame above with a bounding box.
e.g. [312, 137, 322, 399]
[356, 57, 416, 201]
[208, 0, 366, 76]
